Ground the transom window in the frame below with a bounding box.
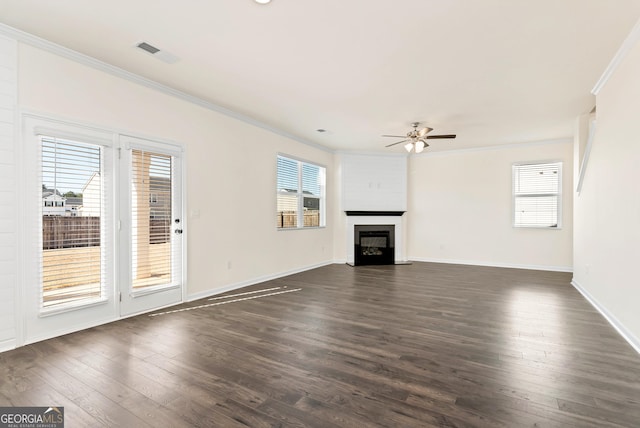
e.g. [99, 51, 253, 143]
[512, 161, 562, 228]
[277, 155, 326, 229]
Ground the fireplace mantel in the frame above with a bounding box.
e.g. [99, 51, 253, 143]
[345, 211, 405, 216]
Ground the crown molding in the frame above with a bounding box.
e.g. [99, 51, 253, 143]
[336, 138, 571, 158]
[592, 17, 640, 96]
[418, 137, 572, 157]
[0, 23, 332, 153]
[335, 149, 408, 158]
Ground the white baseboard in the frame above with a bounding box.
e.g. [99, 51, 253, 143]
[571, 280, 640, 355]
[0, 338, 16, 353]
[410, 257, 573, 273]
[186, 260, 334, 302]
[23, 315, 118, 347]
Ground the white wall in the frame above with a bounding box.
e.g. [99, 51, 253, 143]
[16, 42, 335, 304]
[407, 141, 573, 271]
[573, 29, 640, 350]
[0, 35, 17, 351]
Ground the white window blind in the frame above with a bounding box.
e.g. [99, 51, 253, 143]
[277, 155, 326, 229]
[513, 162, 562, 228]
[40, 136, 106, 308]
[131, 149, 175, 290]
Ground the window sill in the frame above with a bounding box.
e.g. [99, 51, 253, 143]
[513, 225, 563, 230]
[130, 282, 180, 298]
[277, 226, 326, 231]
[39, 297, 109, 317]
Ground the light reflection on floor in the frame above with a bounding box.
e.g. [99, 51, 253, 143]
[502, 288, 567, 389]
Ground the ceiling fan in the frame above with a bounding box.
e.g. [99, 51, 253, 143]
[383, 122, 456, 153]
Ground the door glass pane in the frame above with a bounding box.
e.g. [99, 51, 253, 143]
[131, 150, 173, 290]
[41, 137, 103, 308]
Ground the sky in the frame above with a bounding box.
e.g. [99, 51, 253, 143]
[277, 155, 323, 196]
[41, 137, 172, 195]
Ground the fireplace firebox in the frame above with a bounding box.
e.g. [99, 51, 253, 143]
[354, 224, 395, 266]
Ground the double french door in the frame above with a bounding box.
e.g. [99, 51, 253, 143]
[22, 116, 184, 344]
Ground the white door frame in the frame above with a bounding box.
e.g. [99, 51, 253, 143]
[118, 135, 184, 317]
[19, 113, 186, 345]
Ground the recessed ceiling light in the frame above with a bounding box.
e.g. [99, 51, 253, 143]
[254, 0, 272, 4]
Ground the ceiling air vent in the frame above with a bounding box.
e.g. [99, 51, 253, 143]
[135, 41, 179, 64]
[137, 42, 160, 54]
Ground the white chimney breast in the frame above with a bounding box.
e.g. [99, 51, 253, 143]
[341, 154, 407, 211]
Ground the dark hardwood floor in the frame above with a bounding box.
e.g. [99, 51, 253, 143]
[2, 262, 640, 427]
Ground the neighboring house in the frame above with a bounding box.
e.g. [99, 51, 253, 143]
[42, 194, 65, 216]
[148, 176, 171, 220]
[277, 189, 319, 211]
[42, 192, 83, 216]
[80, 173, 101, 217]
[81, 172, 171, 219]
[65, 196, 83, 217]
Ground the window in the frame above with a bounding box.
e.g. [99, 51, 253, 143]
[512, 162, 562, 228]
[277, 155, 326, 229]
[40, 136, 105, 308]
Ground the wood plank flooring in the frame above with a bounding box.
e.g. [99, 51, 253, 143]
[2, 262, 640, 427]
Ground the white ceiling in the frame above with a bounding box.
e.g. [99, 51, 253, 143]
[1, 0, 640, 152]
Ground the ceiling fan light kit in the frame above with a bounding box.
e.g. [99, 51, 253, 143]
[384, 122, 456, 153]
[404, 139, 427, 153]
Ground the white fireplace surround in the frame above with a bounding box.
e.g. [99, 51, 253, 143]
[346, 215, 406, 265]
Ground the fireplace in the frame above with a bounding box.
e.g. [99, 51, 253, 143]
[354, 224, 395, 266]
[345, 211, 405, 265]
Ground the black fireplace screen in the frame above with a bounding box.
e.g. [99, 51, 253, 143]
[360, 236, 387, 255]
[354, 225, 395, 266]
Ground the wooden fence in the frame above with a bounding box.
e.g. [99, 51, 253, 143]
[277, 211, 320, 228]
[42, 217, 171, 249]
[43, 216, 101, 249]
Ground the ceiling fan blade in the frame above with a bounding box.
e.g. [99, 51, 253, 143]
[418, 127, 433, 137]
[426, 134, 456, 139]
[385, 139, 409, 147]
[381, 134, 406, 138]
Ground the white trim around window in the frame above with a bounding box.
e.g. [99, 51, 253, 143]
[276, 154, 326, 230]
[512, 161, 562, 229]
